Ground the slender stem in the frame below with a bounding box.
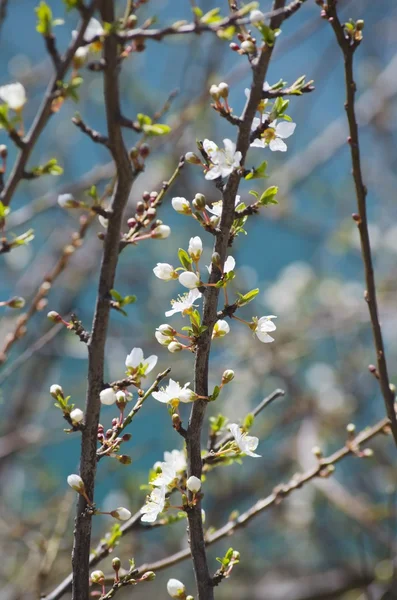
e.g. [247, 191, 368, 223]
[71, 2, 135, 598]
[324, 1, 397, 447]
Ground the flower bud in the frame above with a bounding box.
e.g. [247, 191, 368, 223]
[67, 474, 85, 493]
[213, 320, 230, 339]
[218, 82, 229, 98]
[232, 550, 240, 560]
[126, 14, 138, 28]
[47, 311, 62, 323]
[158, 324, 176, 336]
[110, 507, 132, 521]
[241, 40, 256, 54]
[168, 341, 183, 353]
[116, 390, 127, 405]
[91, 570, 105, 584]
[153, 262, 176, 281]
[167, 578, 186, 598]
[171, 197, 191, 215]
[188, 235, 203, 260]
[222, 369, 234, 384]
[58, 194, 82, 209]
[139, 143, 150, 158]
[122, 433, 131, 441]
[50, 384, 63, 398]
[141, 571, 156, 581]
[117, 454, 132, 465]
[346, 423, 356, 434]
[112, 557, 121, 571]
[185, 152, 201, 165]
[6, 296, 25, 309]
[356, 19, 364, 30]
[179, 271, 200, 290]
[186, 475, 201, 493]
[0, 144, 7, 159]
[209, 84, 220, 100]
[70, 408, 84, 423]
[100, 388, 117, 406]
[193, 193, 206, 210]
[151, 224, 171, 239]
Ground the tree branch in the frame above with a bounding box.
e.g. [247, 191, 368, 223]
[0, 0, 98, 208]
[323, 0, 397, 447]
[71, 1, 136, 598]
[185, 2, 298, 598]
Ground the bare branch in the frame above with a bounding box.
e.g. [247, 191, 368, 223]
[323, 0, 397, 447]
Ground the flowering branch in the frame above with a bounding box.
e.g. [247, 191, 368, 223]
[321, 0, 397, 447]
[130, 416, 391, 577]
[0, 0, 98, 208]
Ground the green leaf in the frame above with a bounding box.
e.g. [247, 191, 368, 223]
[63, 0, 81, 10]
[0, 104, 10, 129]
[237, 288, 259, 306]
[137, 113, 152, 127]
[243, 413, 254, 431]
[245, 160, 268, 180]
[35, 1, 53, 35]
[201, 8, 223, 24]
[249, 190, 259, 199]
[178, 248, 192, 270]
[0, 201, 10, 220]
[123, 295, 136, 305]
[210, 385, 220, 402]
[259, 186, 278, 205]
[142, 123, 171, 136]
[192, 6, 203, 17]
[110, 289, 123, 301]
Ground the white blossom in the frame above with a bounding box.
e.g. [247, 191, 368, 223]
[163, 449, 186, 473]
[125, 347, 158, 374]
[153, 263, 176, 281]
[152, 462, 178, 488]
[0, 83, 26, 111]
[70, 408, 84, 423]
[207, 255, 235, 275]
[167, 579, 186, 598]
[152, 224, 171, 239]
[179, 271, 200, 290]
[100, 388, 117, 406]
[229, 423, 261, 458]
[186, 475, 201, 493]
[254, 315, 277, 343]
[212, 320, 230, 339]
[141, 486, 166, 523]
[188, 236, 203, 260]
[165, 289, 202, 317]
[74, 17, 104, 43]
[204, 138, 242, 180]
[207, 196, 241, 218]
[172, 197, 191, 214]
[67, 474, 85, 492]
[152, 379, 196, 405]
[250, 9, 265, 24]
[98, 215, 108, 228]
[111, 507, 132, 521]
[250, 117, 296, 152]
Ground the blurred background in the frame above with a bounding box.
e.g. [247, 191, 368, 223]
[1, 0, 397, 598]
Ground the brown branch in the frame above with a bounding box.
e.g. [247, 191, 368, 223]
[72, 115, 109, 146]
[323, 0, 397, 447]
[0, 214, 94, 364]
[0, 0, 98, 208]
[71, 1, 135, 598]
[117, 0, 307, 42]
[44, 34, 61, 70]
[184, 1, 307, 597]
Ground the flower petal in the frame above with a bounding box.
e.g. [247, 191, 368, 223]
[269, 138, 287, 152]
[275, 121, 296, 139]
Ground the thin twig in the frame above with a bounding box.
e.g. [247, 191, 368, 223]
[323, 0, 397, 447]
[72, 115, 109, 147]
